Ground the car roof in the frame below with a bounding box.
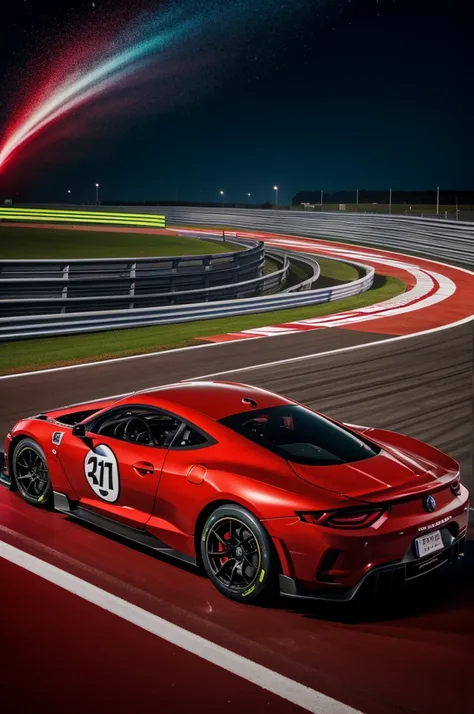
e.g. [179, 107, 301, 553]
[118, 381, 293, 421]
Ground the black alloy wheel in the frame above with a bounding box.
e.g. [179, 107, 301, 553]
[12, 439, 53, 507]
[200, 504, 278, 603]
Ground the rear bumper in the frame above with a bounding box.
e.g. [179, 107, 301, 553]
[278, 531, 467, 602]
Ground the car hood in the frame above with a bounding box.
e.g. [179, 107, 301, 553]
[288, 443, 454, 502]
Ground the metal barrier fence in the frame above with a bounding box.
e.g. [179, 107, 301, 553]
[30, 205, 470, 266]
[0, 238, 268, 317]
[0, 206, 166, 228]
[34, 206, 474, 265]
[156, 207, 474, 266]
[0, 205, 382, 339]
[0, 258, 373, 340]
[19, 204, 474, 264]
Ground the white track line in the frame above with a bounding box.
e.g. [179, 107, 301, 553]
[2, 310, 474, 384]
[0, 540, 360, 714]
[0, 339, 244, 381]
[181, 314, 474, 380]
[35, 313, 474, 414]
[173, 227, 474, 277]
[223, 240, 455, 339]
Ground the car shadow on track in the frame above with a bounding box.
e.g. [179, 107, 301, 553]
[63, 514, 474, 624]
[63, 516, 207, 578]
[277, 541, 474, 625]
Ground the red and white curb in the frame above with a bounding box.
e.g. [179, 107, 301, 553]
[199, 235, 457, 342]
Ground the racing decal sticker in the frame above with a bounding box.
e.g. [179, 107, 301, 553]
[52, 431, 65, 446]
[84, 444, 120, 503]
[242, 585, 256, 597]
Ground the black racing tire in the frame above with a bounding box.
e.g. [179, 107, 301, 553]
[12, 438, 53, 508]
[200, 504, 278, 604]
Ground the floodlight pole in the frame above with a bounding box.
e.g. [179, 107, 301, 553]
[356, 189, 359, 211]
[320, 190, 323, 211]
[436, 186, 440, 215]
[389, 188, 392, 214]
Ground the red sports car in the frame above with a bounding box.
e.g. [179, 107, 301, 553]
[1, 381, 469, 603]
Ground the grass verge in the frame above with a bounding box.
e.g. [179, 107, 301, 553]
[0, 225, 239, 259]
[0, 275, 405, 374]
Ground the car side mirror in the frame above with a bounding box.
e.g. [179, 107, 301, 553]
[72, 423, 93, 447]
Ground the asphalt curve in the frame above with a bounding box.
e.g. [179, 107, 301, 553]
[1, 322, 472, 489]
[0, 327, 385, 431]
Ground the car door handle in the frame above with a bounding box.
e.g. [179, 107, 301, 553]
[132, 461, 155, 476]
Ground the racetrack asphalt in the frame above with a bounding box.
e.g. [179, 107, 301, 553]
[1, 230, 473, 714]
[2, 322, 472, 489]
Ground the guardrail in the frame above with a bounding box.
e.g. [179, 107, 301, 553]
[0, 257, 373, 340]
[155, 207, 474, 266]
[0, 205, 379, 339]
[0, 238, 268, 317]
[20, 204, 474, 264]
[32, 204, 471, 266]
[0, 206, 166, 228]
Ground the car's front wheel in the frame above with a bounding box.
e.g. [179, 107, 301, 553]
[200, 504, 278, 604]
[12, 438, 53, 507]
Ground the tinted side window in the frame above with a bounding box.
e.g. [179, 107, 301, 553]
[170, 425, 210, 449]
[220, 406, 380, 465]
[89, 406, 181, 447]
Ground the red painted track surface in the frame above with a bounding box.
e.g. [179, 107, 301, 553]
[3, 559, 309, 714]
[2, 225, 474, 714]
[1, 492, 473, 714]
[182, 231, 474, 341]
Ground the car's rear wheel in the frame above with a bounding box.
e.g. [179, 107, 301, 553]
[200, 504, 278, 604]
[12, 439, 53, 508]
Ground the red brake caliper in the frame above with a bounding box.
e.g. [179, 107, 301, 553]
[218, 531, 231, 565]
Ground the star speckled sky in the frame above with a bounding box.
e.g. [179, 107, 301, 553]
[0, 0, 470, 203]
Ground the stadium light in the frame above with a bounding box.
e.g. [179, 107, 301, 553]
[273, 185, 279, 207]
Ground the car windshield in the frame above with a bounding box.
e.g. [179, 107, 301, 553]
[219, 405, 380, 466]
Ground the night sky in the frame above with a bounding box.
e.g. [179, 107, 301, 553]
[0, 0, 470, 204]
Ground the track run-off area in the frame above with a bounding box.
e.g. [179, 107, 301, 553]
[1, 226, 473, 714]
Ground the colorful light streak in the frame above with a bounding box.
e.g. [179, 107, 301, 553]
[0, 0, 318, 174]
[0, 16, 196, 172]
[0, 207, 166, 227]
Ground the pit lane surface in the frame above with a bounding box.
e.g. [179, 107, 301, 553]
[1, 232, 473, 714]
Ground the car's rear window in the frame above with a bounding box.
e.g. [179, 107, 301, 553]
[219, 405, 380, 465]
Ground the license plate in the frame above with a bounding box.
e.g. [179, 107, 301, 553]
[415, 530, 444, 558]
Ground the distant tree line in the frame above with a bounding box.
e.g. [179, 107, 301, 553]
[292, 190, 474, 205]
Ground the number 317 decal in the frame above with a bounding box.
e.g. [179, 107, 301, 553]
[84, 445, 120, 502]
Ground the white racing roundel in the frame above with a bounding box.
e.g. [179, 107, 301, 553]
[84, 445, 120, 503]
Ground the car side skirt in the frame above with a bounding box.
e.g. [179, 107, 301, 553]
[53, 491, 197, 567]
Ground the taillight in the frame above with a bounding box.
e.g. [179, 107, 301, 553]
[298, 512, 327, 525]
[451, 478, 461, 496]
[298, 507, 385, 529]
